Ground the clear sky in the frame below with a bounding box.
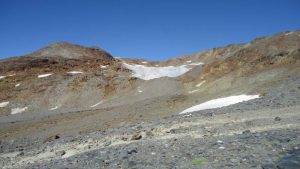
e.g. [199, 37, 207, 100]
[0, 0, 299, 61]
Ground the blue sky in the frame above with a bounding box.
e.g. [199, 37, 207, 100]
[0, 0, 299, 61]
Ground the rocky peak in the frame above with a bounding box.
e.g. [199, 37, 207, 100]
[28, 41, 114, 61]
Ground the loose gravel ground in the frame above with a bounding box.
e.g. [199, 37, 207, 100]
[1, 76, 300, 169]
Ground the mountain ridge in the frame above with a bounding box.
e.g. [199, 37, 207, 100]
[0, 29, 300, 168]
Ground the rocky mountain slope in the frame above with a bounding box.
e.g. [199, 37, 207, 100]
[0, 30, 299, 168]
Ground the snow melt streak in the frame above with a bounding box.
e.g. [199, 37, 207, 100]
[123, 63, 192, 80]
[179, 95, 260, 114]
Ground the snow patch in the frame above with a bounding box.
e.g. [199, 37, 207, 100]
[137, 87, 143, 93]
[50, 106, 59, 110]
[179, 95, 260, 114]
[123, 63, 192, 80]
[11, 107, 28, 114]
[90, 101, 103, 108]
[141, 61, 148, 64]
[182, 113, 192, 118]
[15, 83, 20, 87]
[38, 73, 52, 78]
[101, 65, 107, 69]
[285, 32, 293, 35]
[0, 101, 9, 108]
[188, 89, 199, 94]
[196, 80, 206, 87]
[186, 60, 192, 63]
[188, 62, 204, 66]
[0, 74, 16, 80]
[219, 146, 225, 150]
[67, 71, 83, 74]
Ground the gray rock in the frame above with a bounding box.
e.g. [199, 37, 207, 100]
[275, 117, 282, 121]
[55, 150, 66, 156]
[277, 149, 300, 169]
[242, 130, 251, 134]
[261, 163, 277, 169]
[104, 140, 111, 146]
[131, 133, 142, 140]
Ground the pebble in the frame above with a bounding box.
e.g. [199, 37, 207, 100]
[55, 150, 66, 156]
[230, 158, 239, 163]
[131, 133, 142, 140]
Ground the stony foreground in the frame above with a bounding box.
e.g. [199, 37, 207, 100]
[1, 82, 300, 168]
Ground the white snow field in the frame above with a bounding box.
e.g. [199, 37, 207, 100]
[38, 73, 53, 78]
[179, 95, 260, 114]
[11, 107, 28, 115]
[0, 76, 6, 80]
[123, 63, 194, 80]
[0, 101, 9, 108]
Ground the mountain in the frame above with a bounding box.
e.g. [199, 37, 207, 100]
[0, 30, 300, 168]
[28, 41, 114, 60]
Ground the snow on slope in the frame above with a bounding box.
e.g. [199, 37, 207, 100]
[123, 63, 194, 80]
[0, 101, 9, 108]
[49, 106, 59, 110]
[38, 73, 53, 78]
[67, 71, 83, 74]
[11, 107, 28, 115]
[179, 95, 260, 114]
[196, 81, 206, 87]
[90, 101, 103, 108]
